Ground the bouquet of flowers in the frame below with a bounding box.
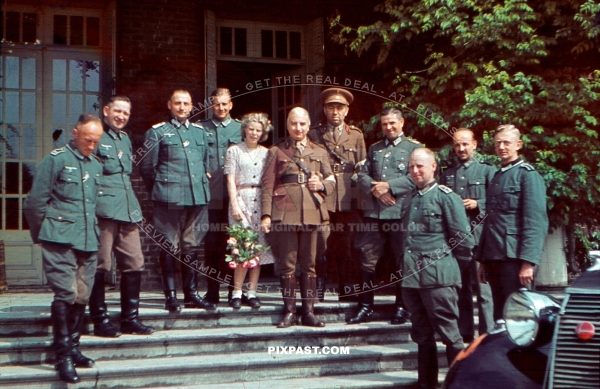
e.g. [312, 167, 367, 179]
[225, 222, 270, 269]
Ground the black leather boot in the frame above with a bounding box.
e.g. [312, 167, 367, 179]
[446, 344, 463, 366]
[417, 342, 439, 389]
[277, 275, 297, 328]
[300, 274, 325, 327]
[89, 272, 121, 337]
[315, 255, 327, 303]
[161, 252, 181, 312]
[51, 300, 79, 383]
[391, 282, 409, 325]
[120, 271, 154, 335]
[69, 303, 94, 368]
[182, 254, 216, 310]
[346, 271, 375, 324]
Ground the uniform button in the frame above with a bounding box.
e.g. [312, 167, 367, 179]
[407, 250, 411, 253]
[300, 158, 304, 161]
[382, 175, 386, 178]
[253, 176, 256, 178]
[384, 166, 387, 169]
[86, 213, 89, 216]
[58, 216, 63, 220]
[460, 187, 464, 190]
[461, 176, 465, 179]
[335, 146, 339, 149]
[254, 163, 257, 166]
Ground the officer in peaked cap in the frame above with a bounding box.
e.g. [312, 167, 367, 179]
[308, 87, 366, 302]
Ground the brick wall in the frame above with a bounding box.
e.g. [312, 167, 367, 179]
[115, 0, 207, 291]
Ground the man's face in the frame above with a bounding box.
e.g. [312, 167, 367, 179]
[409, 152, 437, 189]
[168, 92, 192, 122]
[103, 100, 131, 132]
[453, 130, 477, 162]
[323, 103, 348, 127]
[381, 114, 404, 141]
[494, 131, 522, 164]
[287, 113, 310, 142]
[73, 121, 103, 157]
[211, 94, 233, 122]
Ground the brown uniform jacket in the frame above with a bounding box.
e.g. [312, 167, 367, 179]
[307, 124, 366, 212]
[261, 138, 335, 226]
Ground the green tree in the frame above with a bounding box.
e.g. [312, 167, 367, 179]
[332, 0, 600, 270]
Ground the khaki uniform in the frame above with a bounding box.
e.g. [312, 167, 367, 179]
[261, 138, 335, 276]
[401, 182, 475, 388]
[440, 157, 496, 337]
[308, 124, 366, 295]
[475, 159, 548, 320]
[24, 142, 102, 304]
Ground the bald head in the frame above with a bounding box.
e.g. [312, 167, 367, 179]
[452, 128, 477, 162]
[409, 148, 437, 189]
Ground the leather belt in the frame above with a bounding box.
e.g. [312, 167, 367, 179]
[280, 174, 307, 184]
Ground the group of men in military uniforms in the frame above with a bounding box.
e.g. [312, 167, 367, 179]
[24, 80, 548, 385]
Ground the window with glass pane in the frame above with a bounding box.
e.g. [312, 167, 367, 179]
[0, 55, 38, 230]
[234, 28, 247, 56]
[261, 30, 273, 58]
[220, 27, 233, 55]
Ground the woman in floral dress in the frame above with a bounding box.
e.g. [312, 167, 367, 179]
[224, 112, 274, 309]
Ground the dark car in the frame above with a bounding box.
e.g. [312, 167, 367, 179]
[443, 252, 600, 389]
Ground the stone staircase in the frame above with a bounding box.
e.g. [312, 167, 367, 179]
[0, 287, 449, 388]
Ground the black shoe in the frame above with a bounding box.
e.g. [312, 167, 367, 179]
[347, 305, 373, 324]
[164, 291, 181, 313]
[121, 319, 155, 335]
[72, 349, 95, 368]
[55, 357, 80, 383]
[93, 321, 122, 338]
[184, 293, 217, 310]
[229, 298, 242, 309]
[247, 297, 261, 309]
[391, 307, 409, 325]
[462, 334, 475, 344]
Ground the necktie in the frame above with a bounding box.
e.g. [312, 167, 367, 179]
[334, 130, 340, 143]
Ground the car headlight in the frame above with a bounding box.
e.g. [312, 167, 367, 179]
[504, 289, 560, 347]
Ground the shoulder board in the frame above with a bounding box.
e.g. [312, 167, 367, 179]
[50, 147, 65, 156]
[520, 163, 536, 171]
[152, 122, 165, 129]
[349, 125, 362, 133]
[191, 122, 203, 129]
[234, 118, 241, 123]
[120, 130, 129, 137]
[438, 185, 453, 194]
[90, 154, 101, 162]
[407, 136, 421, 144]
[372, 139, 385, 148]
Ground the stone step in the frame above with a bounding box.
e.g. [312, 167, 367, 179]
[0, 342, 449, 389]
[161, 369, 449, 389]
[0, 321, 411, 366]
[0, 292, 399, 336]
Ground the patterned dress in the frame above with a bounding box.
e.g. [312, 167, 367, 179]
[224, 142, 274, 265]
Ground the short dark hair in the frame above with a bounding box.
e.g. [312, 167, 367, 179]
[76, 113, 102, 128]
[380, 107, 403, 119]
[106, 96, 131, 108]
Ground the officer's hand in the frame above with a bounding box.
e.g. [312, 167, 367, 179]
[371, 181, 391, 197]
[477, 263, 487, 283]
[519, 261, 534, 286]
[308, 173, 323, 192]
[378, 192, 396, 206]
[463, 199, 478, 211]
[260, 216, 271, 233]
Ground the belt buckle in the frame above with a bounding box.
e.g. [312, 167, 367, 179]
[333, 163, 340, 174]
[297, 173, 306, 184]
